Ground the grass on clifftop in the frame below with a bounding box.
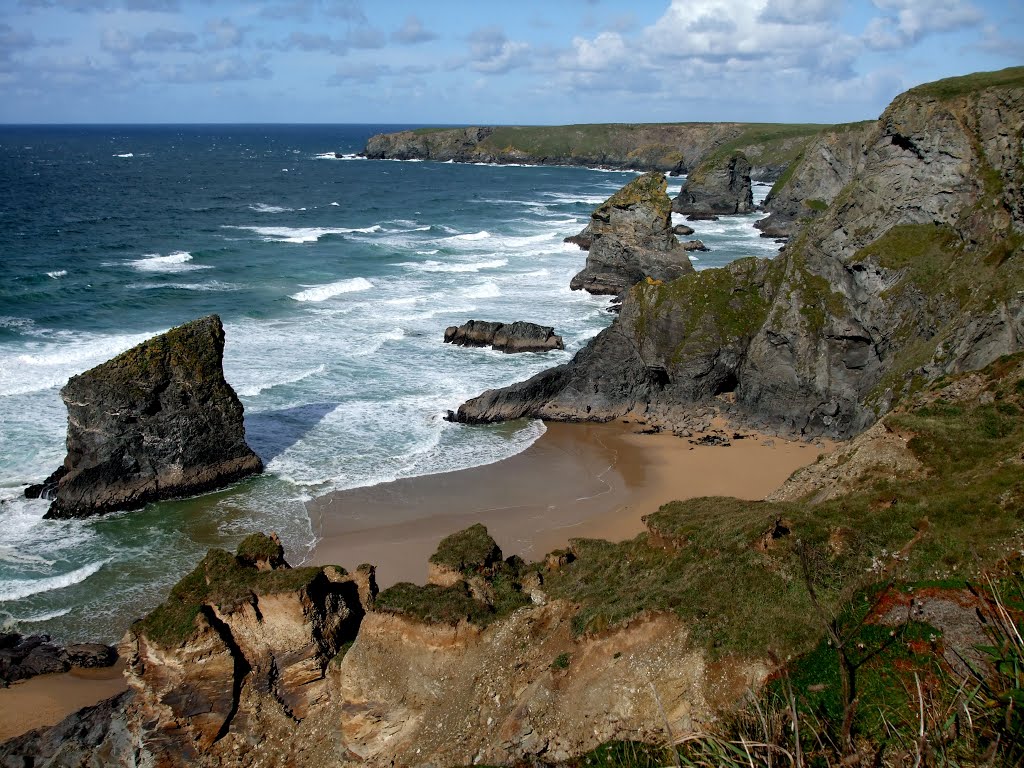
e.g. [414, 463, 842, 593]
[543, 353, 1024, 659]
[907, 66, 1024, 101]
[135, 537, 334, 648]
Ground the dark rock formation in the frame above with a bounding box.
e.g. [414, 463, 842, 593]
[756, 123, 874, 239]
[0, 633, 117, 686]
[0, 691, 137, 765]
[362, 123, 826, 179]
[673, 224, 695, 236]
[681, 240, 709, 252]
[568, 172, 695, 296]
[453, 73, 1024, 439]
[35, 315, 263, 519]
[673, 152, 754, 215]
[444, 320, 564, 353]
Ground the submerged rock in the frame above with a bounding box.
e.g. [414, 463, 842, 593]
[568, 172, 695, 296]
[444, 320, 564, 353]
[673, 152, 754, 215]
[36, 315, 263, 519]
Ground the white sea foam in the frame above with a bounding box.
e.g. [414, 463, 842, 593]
[330, 202, 340, 206]
[130, 280, 239, 292]
[113, 153, 133, 158]
[228, 225, 382, 243]
[1, 330, 154, 397]
[315, 152, 363, 160]
[11, 606, 73, 623]
[46, 270, 67, 279]
[0, 558, 110, 602]
[236, 364, 327, 397]
[291, 277, 373, 302]
[462, 282, 501, 299]
[400, 258, 508, 273]
[130, 251, 208, 273]
[444, 230, 491, 242]
[249, 203, 292, 213]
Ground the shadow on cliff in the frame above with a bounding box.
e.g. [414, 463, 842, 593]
[243, 403, 338, 462]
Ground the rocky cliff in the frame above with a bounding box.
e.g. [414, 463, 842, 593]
[11, 346, 1024, 765]
[363, 122, 831, 178]
[755, 121, 874, 238]
[568, 172, 694, 295]
[454, 69, 1024, 438]
[30, 315, 263, 519]
[672, 151, 754, 215]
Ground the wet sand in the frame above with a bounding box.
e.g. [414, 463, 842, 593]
[309, 420, 830, 587]
[0, 661, 127, 742]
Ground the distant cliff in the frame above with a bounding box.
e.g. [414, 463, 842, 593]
[454, 67, 1024, 438]
[363, 122, 836, 180]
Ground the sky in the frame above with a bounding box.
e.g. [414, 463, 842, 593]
[1, 0, 1022, 125]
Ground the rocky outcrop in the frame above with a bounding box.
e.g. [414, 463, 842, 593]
[444, 320, 564, 353]
[31, 315, 263, 519]
[454, 71, 1024, 438]
[363, 123, 828, 178]
[568, 172, 695, 295]
[755, 122, 874, 239]
[0, 634, 116, 686]
[121, 533, 369, 765]
[672, 152, 754, 215]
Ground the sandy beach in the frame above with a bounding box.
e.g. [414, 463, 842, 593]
[309, 419, 831, 587]
[0, 419, 829, 744]
[0, 661, 127, 743]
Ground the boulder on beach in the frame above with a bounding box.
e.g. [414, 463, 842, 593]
[31, 315, 263, 519]
[567, 172, 695, 296]
[444, 320, 564, 353]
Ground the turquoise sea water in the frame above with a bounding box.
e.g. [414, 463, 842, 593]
[0, 125, 779, 642]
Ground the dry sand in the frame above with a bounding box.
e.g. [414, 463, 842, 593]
[0, 419, 830, 744]
[309, 420, 831, 587]
[0, 661, 127, 742]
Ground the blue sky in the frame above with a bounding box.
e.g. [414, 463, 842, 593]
[1, 0, 1022, 124]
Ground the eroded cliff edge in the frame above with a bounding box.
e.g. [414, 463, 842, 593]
[453, 70, 1024, 439]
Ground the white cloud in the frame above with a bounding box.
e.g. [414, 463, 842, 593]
[864, 0, 983, 50]
[393, 15, 437, 45]
[205, 18, 245, 50]
[161, 53, 271, 83]
[468, 26, 530, 74]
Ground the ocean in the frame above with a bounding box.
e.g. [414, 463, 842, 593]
[0, 124, 779, 642]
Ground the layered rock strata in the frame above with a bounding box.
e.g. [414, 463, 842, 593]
[672, 152, 754, 215]
[444, 320, 564, 353]
[568, 172, 695, 296]
[755, 122, 874, 239]
[30, 315, 263, 519]
[453, 73, 1024, 438]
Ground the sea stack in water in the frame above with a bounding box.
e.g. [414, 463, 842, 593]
[673, 152, 754, 215]
[32, 315, 263, 519]
[444, 320, 564, 353]
[567, 172, 694, 296]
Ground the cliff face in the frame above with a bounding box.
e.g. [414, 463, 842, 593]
[756, 122, 874, 238]
[672, 152, 754, 215]
[364, 122, 827, 178]
[568, 172, 694, 295]
[455, 72, 1024, 438]
[34, 315, 263, 519]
